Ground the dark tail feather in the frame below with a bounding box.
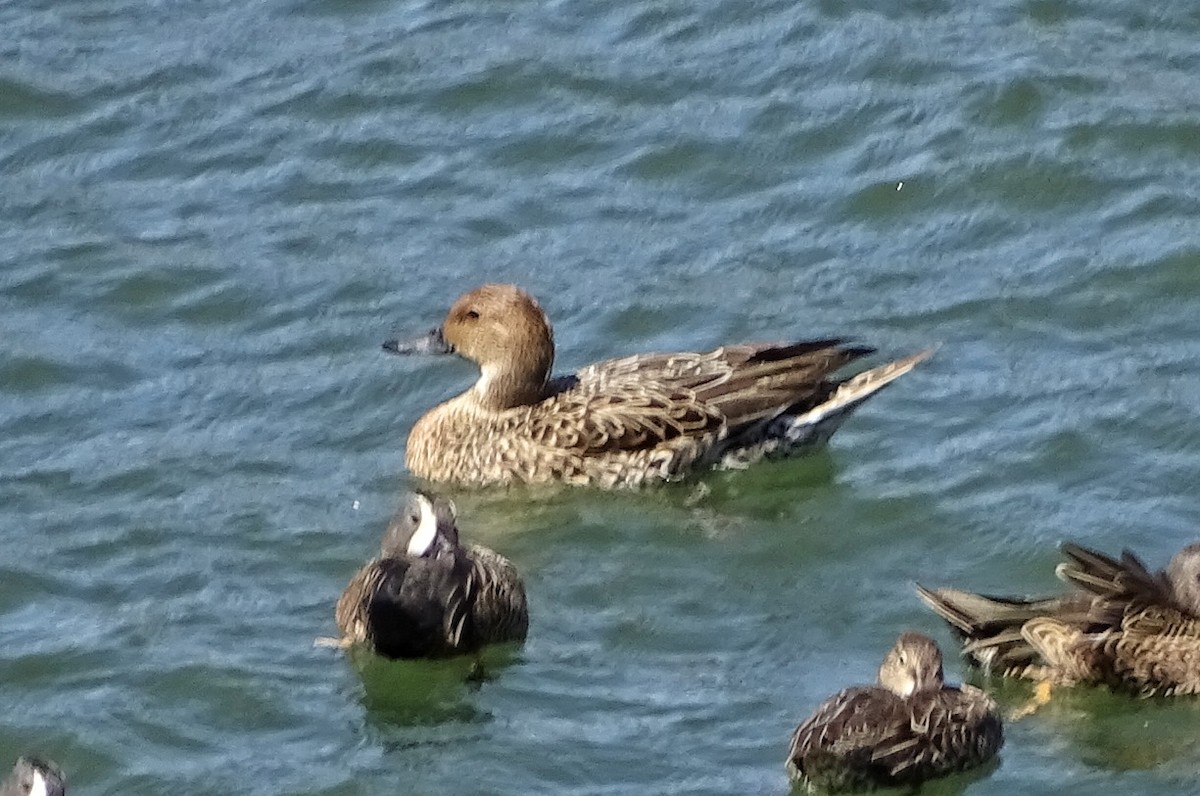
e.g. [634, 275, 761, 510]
[916, 585, 1064, 634]
[1056, 541, 1168, 601]
[915, 584, 1087, 676]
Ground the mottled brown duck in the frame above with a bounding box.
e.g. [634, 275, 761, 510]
[385, 284, 931, 488]
[322, 492, 528, 660]
[917, 541, 1200, 698]
[786, 632, 1002, 793]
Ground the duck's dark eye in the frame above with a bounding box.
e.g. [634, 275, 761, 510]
[465, 309, 480, 320]
[409, 512, 420, 525]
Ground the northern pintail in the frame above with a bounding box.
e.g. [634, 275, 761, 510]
[320, 492, 528, 660]
[917, 541, 1200, 698]
[787, 632, 1002, 793]
[2, 757, 65, 796]
[385, 284, 931, 488]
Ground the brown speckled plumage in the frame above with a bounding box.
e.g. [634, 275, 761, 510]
[917, 541, 1200, 697]
[787, 633, 1002, 793]
[386, 284, 931, 488]
[333, 493, 528, 659]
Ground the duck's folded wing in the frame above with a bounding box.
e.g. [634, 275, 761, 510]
[527, 387, 724, 454]
[689, 342, 876, 430]
[1112, 604, 1200, 696]
[788, 687, 906, 773]
[574, 340, 862, 390]
[335, 561, 386, 643]
[547, 341, 875, 454]
[465, 545, 529, 644]
[875, 688, 1002, 779]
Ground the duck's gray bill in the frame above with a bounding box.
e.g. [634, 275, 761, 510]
[382, 327, 455, 355]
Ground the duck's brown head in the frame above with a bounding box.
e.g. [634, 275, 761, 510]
[878, 632, 944, 697]
[385, 284, 555, 409]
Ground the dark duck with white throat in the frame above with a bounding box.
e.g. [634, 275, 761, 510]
[1, 757, 66, 796]
[321, 492, 528, 660]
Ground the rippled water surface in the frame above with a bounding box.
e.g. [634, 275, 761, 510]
[4, 0, 1200, 793]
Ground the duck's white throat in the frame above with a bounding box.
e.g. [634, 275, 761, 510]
[29, 770, 47, 796]
[406, 494, 438, 556]
[473, 364, 499, 399]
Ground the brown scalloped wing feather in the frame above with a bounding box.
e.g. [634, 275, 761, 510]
[1113, 603, 1200, 695]
[550, 340, 872, 455]
[335, 561, 386, 643]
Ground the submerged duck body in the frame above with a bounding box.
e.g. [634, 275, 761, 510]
[917, 541, 1200, 697]
[787, 632, 1002, 793]
[330, 493, 528, 660]
[386, 284, 931, 488]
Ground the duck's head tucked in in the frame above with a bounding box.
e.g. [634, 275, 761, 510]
[878, 632, 944, 697]
[382, 492, 460, 560]
[1, 757, 66, 796]
[385, 284, 555, 409]
[1167, 544, 1200, 613]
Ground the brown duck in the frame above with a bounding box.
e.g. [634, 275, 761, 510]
[917, 541, 1200, 698]
[322, 492, 528, 659]
[787, 632, 1002, 793]
[385, 284, 931, 488]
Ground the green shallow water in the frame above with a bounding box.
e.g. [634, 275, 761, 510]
[3, 0, 1200, 793]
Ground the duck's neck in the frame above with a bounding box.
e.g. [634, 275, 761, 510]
[472, 359, 551, 410]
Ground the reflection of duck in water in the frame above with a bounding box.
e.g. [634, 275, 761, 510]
[1, 757, 66, 796]
[319, 492, 528, 660]
[918, 541, 1200, 704]
[787, 632, 1003, 793]
[386, 283, 931, 488]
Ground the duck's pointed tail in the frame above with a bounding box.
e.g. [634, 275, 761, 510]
[1055, 541, 1168, 603]
[777, 347, 935, 448]
[915, 584, 1082, 679]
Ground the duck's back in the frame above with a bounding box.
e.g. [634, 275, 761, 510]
[335, 545, 527, 659]
[788, 686, 907, 792]
[1112, 605, 1200, 696]
[532, 341, 875, 484]
[787, 685, 1001, 792]
[894, 686, 1003, 781]
[1054, 542, 1200, 695]
[336, 555, 470, 659]
[464, 543, 529, 645]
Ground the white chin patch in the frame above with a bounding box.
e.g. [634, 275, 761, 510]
[406, 494, 438, 556]
[473, 364, 497, 397]
[29, 770, 48, 796]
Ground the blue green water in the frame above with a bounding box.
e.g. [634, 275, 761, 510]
[3, 0, 1200, 793]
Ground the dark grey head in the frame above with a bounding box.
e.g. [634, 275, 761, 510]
[1167, 543, 1200, 613]
[878, 632, 945, 697]
[1, 757, 66, 796]
[381, 492, 461, 560]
